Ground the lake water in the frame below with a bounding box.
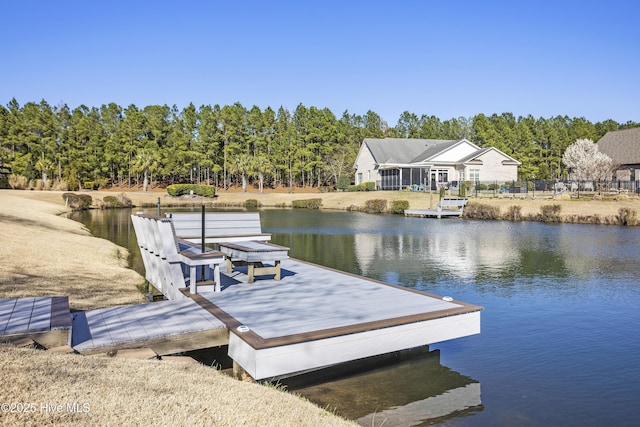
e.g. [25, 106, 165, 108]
[70, 208, 640, 427]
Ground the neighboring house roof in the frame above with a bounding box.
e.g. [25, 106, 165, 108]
[362, 138, 520, 166]
[597, 127, 640, 165]
[363, 138, 462, 164]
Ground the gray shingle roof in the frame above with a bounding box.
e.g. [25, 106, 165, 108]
[597, 127, 640, 165]
[364, 138, 459, 164]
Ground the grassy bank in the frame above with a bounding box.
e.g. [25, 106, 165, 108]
[22, 187, 640, 225]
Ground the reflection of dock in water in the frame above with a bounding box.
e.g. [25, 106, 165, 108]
[283, 347, 482, 426]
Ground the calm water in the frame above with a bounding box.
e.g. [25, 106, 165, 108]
[70, 208, 640, 427]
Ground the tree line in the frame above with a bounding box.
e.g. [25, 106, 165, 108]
[0, 98, 637, 191]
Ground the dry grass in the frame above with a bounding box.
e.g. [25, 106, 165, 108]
[0, 346, 355, 427]
[0, 192, 146, 310]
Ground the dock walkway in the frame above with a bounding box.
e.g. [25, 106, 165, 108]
[0, 296, 71, 347]
[71, 298, 227, 356]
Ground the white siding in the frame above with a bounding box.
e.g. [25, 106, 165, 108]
[354, 143, 379, 184]
[472, 150, 518, 182]
[430, 141, 477, 162]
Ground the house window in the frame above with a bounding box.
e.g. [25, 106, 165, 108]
[459, 170, 465, 181]
[357, 173, 363, 185]
[469, 169, 480, 182]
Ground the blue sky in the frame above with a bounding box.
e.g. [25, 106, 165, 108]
[2, 0, 638, 125]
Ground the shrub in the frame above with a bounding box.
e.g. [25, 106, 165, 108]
[167, 184, 216, 198]
[617, 207, 638, 226]
[62, 192, 92, 210]
[102, 193, 132, 208]
[364, 199, 387, 214]
[291, 198, 322, 209]
[8, 174, 28, 189]
[477, 183, 488, 191]
[363, 181, 376, 191]
[245, 199, 260, 208]
[337, 175, 351, 191]
[78, 194, 93, 209]
[459, 182, 467, 198]
[439, 186, 446, 200]
[462, 202, 501, 220]
[390, 200, 409, 214]
[488, 183, 500, 190]
[103, 195, 120, 208]
[504, 205, 522, 221]
[83, 181, 99, 190]
[540, 204, 562, 222]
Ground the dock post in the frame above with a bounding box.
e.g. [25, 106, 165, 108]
[201, 204, 206, 278]
[157, 197, 160, 216]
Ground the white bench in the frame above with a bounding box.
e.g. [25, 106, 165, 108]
[437, 198, 468, 212]
[167, 212, 271, 245]
[131, 214, 226, 298]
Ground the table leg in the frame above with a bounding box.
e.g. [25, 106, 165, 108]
[213, 264, 221, 292]
[247, 263, 255, 283]
[189, 265, 197, 294]
[274, 260, 281, 280]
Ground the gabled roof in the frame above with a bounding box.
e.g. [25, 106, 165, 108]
[597, 127, 640, 165]
[458, 147, 522, 165]
[363, 138, 460, 164]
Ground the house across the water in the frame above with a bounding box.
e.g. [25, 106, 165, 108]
[597, 127, 640, 182]
[354, 138, 521, 191]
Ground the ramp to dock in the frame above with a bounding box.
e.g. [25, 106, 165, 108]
[0, 296, 71, 347]
[71, 299, 228, 356]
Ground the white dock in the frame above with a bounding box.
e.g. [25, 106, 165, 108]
[0, 296, 71, 347]
[71, 298, 227, 356]
[190, 258, 482, 380]
[404, 208, 463, 218]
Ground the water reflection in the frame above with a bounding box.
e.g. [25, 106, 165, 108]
[282, 348, 482, 426]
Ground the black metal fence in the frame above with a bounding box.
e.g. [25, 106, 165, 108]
[450, 180, 640, 198]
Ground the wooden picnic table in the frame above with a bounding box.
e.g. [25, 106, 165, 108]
[218, 241, 290, 283]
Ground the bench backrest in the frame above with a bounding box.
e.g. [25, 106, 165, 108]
[439, 198, 468, 207]
[131, 214, 189, 300]
[167, 212, 270, 243]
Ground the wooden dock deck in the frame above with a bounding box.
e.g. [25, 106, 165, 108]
[189, 258, 482, 380]
[0, 296, 71, 347]
[71, 298, 227, 356]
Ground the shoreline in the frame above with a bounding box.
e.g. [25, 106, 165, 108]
[11, 188, 639, 226]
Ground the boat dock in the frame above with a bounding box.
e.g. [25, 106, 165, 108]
[2, 211, 482, 381]
[190, 258, 481, 380]
[1, 260, 481, 380]
[404, 208, 464, 218]
[405, 197, 468, 218]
